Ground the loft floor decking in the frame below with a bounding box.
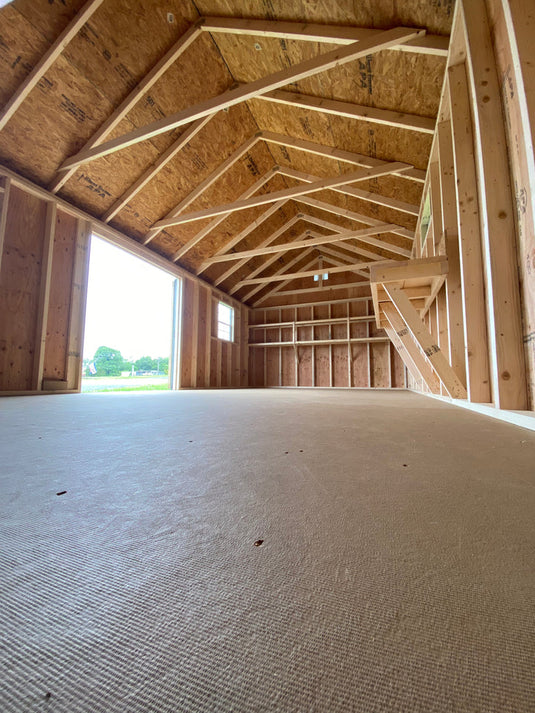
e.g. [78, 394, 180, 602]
[1, 389, 534, 712]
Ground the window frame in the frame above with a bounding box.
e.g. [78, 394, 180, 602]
[216, 300, 234, 343]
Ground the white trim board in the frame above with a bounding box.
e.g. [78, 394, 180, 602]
[411, 389, 535, 433]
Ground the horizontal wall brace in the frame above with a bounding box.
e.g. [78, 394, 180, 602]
[250, 337, 389, 347]
[250, 315, 376, 329]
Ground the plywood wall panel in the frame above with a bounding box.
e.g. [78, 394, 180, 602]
[313, 304, 330, 389]
[370, 341, 390, 388]
[179, 278, 194, 387]
[314, 346, 330, 387]
[195, 285, 208, 387]
[351, 345, 368, 387]
[0, 186, 47, 390]
[281, 345, 295, 386]
[332, 345, 348, 387]
[391, 345, 406, 388]
[43, 209, 78, 381]
[179, 277, 248, 389]
[266, 343, 279, 386]
[209, 337, 218, 387]
[247, 297, 388, 389]
[249, 345, 264, 387]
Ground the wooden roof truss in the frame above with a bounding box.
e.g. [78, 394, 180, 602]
[0, 2, 452, 308]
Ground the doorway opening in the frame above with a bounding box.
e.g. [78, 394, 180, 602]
[82, 236, 178, 393]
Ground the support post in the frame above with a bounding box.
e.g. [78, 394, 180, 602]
[66, 220, 92, 391]
[437, 119, 466, 388]
[462, 0, 527, 409]
[448, 64, 491, 403]
[32, 202, 57, 390]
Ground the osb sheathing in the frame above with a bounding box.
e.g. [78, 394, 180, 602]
[0, 0, 452, 303]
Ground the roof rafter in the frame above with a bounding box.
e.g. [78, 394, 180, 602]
[261, 131, 425, 185]
[199, 16, 447, 56]
[278, 165, 420, 215]
[168, 127, 420, 256]
[240, 231, 387, 303]
[240, 247, 319, 303]
[144, 132, 261, 245]
[310, 234, 388, 263]
[152, 162, 412, 229]
[318, 243, 372, 273]
[258, 90, 435, 134]
[77, 124, 417, 248]
[236, 258, 390, 288]
[194, 189, 413, 271]
[49, 22, 203, 193]
[193, 199, 288, 270]
[255, 279, 371, 303]
[172, 173, 284, 262]
[251, 252, 329, 306]
[216, 214, 305, 288]
[295, 212, 411, 257]
[219, 211, 391, 293]
[0, 0, 105, 133]
[294, 195, 414, 241]
[203, 224, 396, 264]
[58, 26, 426, 170]
[103, 114, 214, 223]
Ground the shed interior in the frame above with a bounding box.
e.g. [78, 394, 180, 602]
[0, 0, 534, 711]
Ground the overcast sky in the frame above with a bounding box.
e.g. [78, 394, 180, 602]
[83, 236, 175, 362]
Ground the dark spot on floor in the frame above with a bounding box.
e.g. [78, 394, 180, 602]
[254, 540, 264, 547]
[56, 491, 67, 496]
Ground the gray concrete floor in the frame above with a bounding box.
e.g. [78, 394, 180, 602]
[1, 389, 534, 712]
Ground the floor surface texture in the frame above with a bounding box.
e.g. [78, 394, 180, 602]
[0, 389, 534, 712]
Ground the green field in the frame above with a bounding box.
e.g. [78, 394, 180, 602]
[81, 376, 169, 393]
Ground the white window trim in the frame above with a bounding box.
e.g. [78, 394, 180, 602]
[217, 301, 234, 342]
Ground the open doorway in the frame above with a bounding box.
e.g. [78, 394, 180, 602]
[82, 236, 178, 393]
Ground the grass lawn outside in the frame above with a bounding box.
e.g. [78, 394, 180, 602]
[82, 376, 169, 393]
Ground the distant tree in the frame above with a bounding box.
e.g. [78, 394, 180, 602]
[92, 346, 125, 376]
[134, 355, 156, 372]
[159, 357, 169, 375]
[122, 361, 133, 374]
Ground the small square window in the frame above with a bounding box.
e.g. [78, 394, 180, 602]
[217, 301, 234, 341]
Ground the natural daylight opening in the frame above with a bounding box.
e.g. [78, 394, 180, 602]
[82, 236, 178, 394]
[217, 301, 234, 342]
